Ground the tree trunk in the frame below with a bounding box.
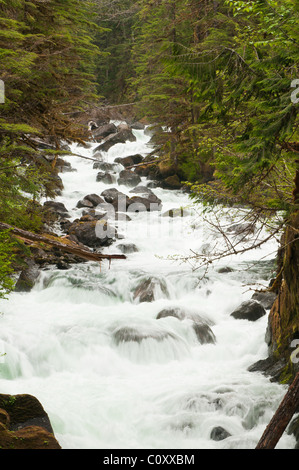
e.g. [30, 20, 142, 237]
[0, 222, 126, 263]
[256, 372, 299, 449]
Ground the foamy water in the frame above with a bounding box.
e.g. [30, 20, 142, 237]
[0, 126, 295, 449]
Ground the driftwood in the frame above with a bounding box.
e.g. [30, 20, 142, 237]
[256, 372, 299, 449]
[0, 222, 126, 263]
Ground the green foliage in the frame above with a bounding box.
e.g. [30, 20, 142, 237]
[94, 0, 137, 103]
[0, 230, 15, 299]
[0, 0, 101, 291]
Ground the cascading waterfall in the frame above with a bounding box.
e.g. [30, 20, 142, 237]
[0, 125, 296, 449]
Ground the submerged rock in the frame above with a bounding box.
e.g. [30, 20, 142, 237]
[227, 222, 256, 236]
[157, 307, 216, 344]
[112, 326, 175, 345]
[161, 207, 189, 218]
[116, 243, 138, 254]
[14, 260, 40, 293]
[93, 161, 121, 172]
[230, 300, 266, 321]
[133, 277, 169, 303]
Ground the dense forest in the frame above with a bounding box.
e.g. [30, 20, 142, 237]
[0, 0, 298, 388]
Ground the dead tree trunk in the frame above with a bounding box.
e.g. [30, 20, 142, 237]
[256, 372, 299, 449]
[0, 222, 126, 263]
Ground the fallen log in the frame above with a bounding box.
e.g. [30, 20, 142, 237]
[0, 222, 126, 263]
[255, 372, 299, 449]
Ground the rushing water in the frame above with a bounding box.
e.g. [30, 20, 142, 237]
[0, 126, 295, 449]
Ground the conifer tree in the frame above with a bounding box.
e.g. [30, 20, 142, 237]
[0, 0, 101, 297]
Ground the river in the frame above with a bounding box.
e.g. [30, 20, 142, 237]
[0, 125, 295, 449]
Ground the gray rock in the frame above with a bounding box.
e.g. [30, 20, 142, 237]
[43, 200, 69, 216]
[101, 188, 128, 211]
[94, 128, 136, 152]
[133, 277, 169, 303]
[114, 154, 144, 167]
[230, 300, 266, 321]
[84, 193, 105, 206]
[96, 171, 115, 184]
[14, 261, 40, 293]
[162, 208, 189, 218]
[117, 170, 142, 188]
[68, 219, 116, 248]
[127, 195, 162, 213]
[157, 307, 216, 344]
[112, 326, 175, 345]
[129, 186, 162, 205]
[117, 243, 138, 254]
[76, 198, 94, 209]
[93, 161, 121, 172]
[131, 122, 145, 130]
[210, 426, 231, 441]
[251, 290, 277, 310]
[92, 122, 117, 141]
[217, 266, 234, 274]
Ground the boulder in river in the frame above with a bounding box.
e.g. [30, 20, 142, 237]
[127, 195, 162, 213]
[14, 260, 40, 293]
[117, 243, 138, 254]
[133, 277, 169, 303]
[112, 326, 176, 345]
[0, 393, 61, 449]
[210, 426, 232, 441]
[161, 207, 189, 218]
[129, 185, 162, 206]
[93, 161, 121, 172]
[76, 198, 94, 209]
[94, 127, 136, 153]
[101, 187, 128, 211]
[230, 300, 266, 321]
[251, 290, 276, 310]
[43, 200, 69, 218]
[114, 154, 144, 168]
[117, 170, 142, 188]
[156, 306, 216, 344]
[96, 171, 115, 185]
[83, 193, 105, 207]
[68, 219, 116, 248]
[92, 122, 118, 141]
